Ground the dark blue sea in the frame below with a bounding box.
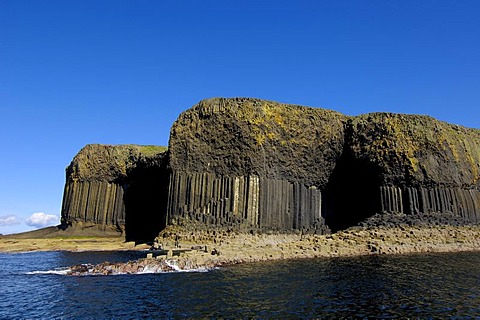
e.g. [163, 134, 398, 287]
[1, 250, 480, 319]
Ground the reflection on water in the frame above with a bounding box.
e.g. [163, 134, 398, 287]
[1, 251, 479, 318]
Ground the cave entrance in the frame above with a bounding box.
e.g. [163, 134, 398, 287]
[123, 164, 169, 243]
[323, 151, 382, 232]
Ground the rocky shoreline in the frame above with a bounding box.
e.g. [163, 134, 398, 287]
[65, 224, 480, 276]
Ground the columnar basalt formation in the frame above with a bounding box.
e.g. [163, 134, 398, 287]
[166, 98, 343, 233]
[61, 144, 168, 240]
[61, 98, 480, 240]
[166, 172, 326, 232]
[334, 113, 480, 230]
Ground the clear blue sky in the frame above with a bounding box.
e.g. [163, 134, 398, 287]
[1, 0, 479, 234]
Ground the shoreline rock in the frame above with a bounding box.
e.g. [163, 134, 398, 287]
[64, 225, 480, 276]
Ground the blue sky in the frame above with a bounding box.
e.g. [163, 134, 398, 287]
[1, 1, 479, 234]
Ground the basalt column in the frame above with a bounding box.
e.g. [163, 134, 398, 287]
[166, 171, 328, 233]
[166, 171, 259, 228]
[61, 180, 126, 227]
[384, 186, 480, 223]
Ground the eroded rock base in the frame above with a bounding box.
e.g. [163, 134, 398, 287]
[66, 224, 480, 276]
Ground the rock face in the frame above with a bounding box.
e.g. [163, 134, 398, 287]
[167, 98, 344, 233]
[169, 98, 346, 185]
[61, 98, 480, 240]
[61, 144, 168, 241]
[325, 113, 480, 230]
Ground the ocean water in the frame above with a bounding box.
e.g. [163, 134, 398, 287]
[1, 250, 479, 319]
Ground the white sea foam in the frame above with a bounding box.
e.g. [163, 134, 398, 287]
[165, 259, 182, 271]
[26, 268, 71, 275]
[138, 265, 162, 274]
[163, 259, 213, 273]
[27, 262, 213, 276]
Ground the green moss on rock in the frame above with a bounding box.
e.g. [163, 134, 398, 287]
[169, 97, 346, 187]
[67, 144, 167, 182]
[348, 113, 480, 188]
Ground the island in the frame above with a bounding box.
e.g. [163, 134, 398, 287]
[2, 97, 480, 274]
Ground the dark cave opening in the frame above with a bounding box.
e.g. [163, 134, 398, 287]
[323, 151, 382, 233]
[123, 163, 169, 243]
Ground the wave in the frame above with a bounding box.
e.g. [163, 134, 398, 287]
[26, 263, 214, 276]
[26, 268, 71, 275]
[112, 260, 214, 275]
[162, 259, 213, 273]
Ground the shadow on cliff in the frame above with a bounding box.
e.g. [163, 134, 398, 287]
[123, 161, 169, 243]
[323, 148, 382, 232]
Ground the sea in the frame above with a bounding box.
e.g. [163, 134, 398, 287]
[1, 250, 479, 319]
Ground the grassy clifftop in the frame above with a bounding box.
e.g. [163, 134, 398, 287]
[66, 144, 167, 182]
[169, 97, 480, 189]
[349, 113, 480, 188]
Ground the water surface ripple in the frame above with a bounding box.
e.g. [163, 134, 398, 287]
[1, 251, 479, 318]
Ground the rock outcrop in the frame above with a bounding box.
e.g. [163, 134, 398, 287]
[325, 113, 480, 230]
[61, 144, 168, 241]
[60, 98, 480, 240]
[167, 98, 344, 233]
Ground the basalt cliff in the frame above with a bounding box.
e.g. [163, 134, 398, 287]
[60, 98, 480, 241]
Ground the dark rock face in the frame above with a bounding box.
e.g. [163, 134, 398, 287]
[169, 98, 346, 186]
[61, 144, 168, 241]
[165, 172, 328, 233]
[340, 114, 480, 231]
[167, 98, 345, 233]
[348, 113, 480, 188]
[61, 98, 480, 239]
